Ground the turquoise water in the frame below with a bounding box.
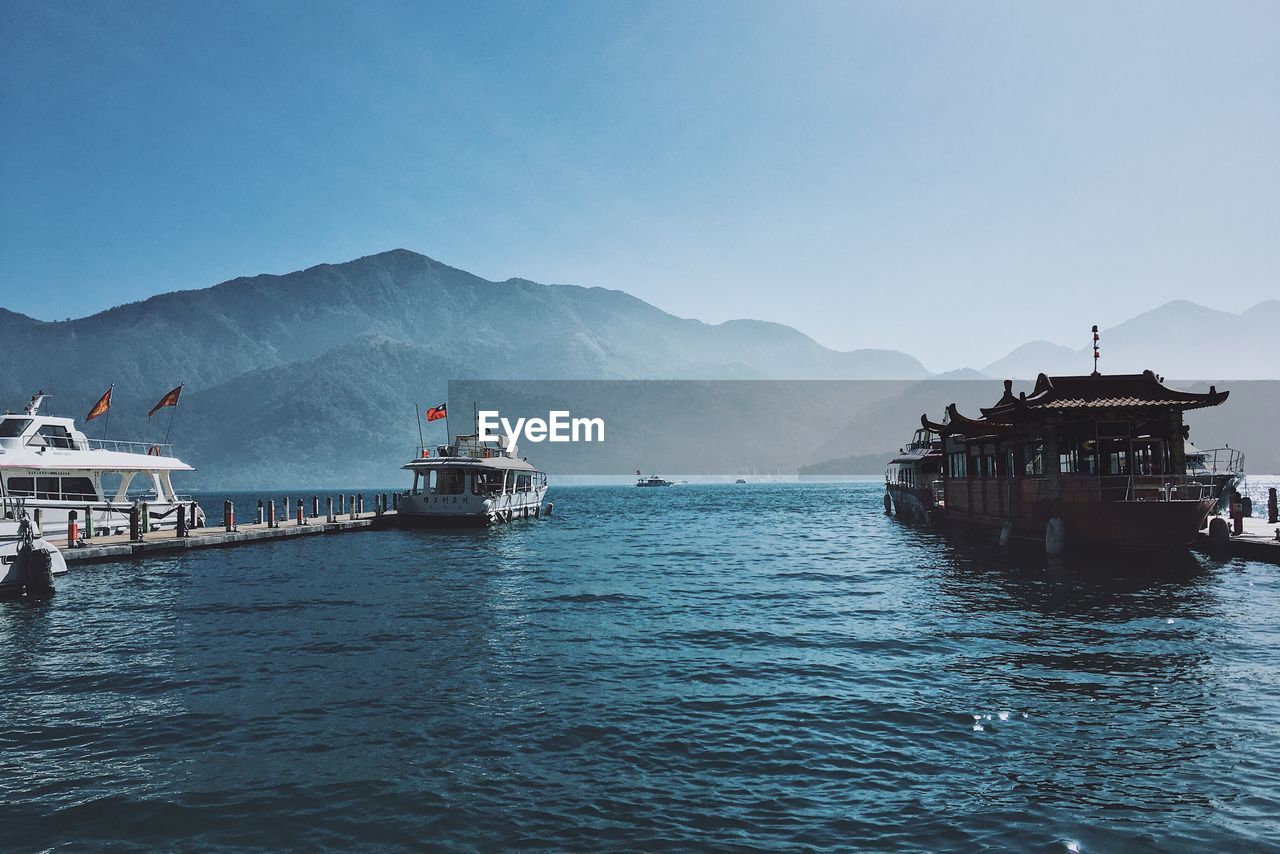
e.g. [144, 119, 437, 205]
[2, 483, 1279, 850]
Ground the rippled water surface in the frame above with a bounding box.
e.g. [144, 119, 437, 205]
[3, 482, 1280, 850]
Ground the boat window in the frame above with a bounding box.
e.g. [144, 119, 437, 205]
[1024, 445, 1045, 476]
[426, 470, 438, 493]
[37, 477, 59, 500]
[0, 418, 32, 438]
[6, 477, 35, 497]
[514, 474, 531, 492]
[437, 468, 466, 495]
[100, 473, 124, 501]
[36, 424, 75, 449]
[61, 477, 97, 501]
[1059, 449, 1079, 475]
[472, 471, 505, 494]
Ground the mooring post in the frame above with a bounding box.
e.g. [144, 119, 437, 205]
[67, 509, 80, 546]
[296, 499, 305, 526]
[141, 501, 151, 534]
[33, 508, 42, 537]
[83, 504, 94, 541]
[268, 499, 277, 529]
[311, 496, 319, 519]
[129, 504, 141, 542]
[382, 493, 388, 516]
[224, 500, 235, 532]
[1269, 487, 1278, 524]
[176, 503, 188, 538]
[349, 495, 356, 520]
[339, 493, 346, 516]
[284, 497, 290, 522]
[357, 493, 364, 516]
[190, 502, 198, 529]
[256, 499, 265, 526]
[392, 492, 399, 512]
[326, 496, 334, 523]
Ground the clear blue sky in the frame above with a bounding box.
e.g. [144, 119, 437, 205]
[2, 0, 1276, 370]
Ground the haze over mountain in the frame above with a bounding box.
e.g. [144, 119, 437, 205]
[981, 300, 1280, 381]
[0, 250, 925, 485]
[1, 250, 1275, 484]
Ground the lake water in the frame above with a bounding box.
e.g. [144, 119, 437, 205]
[3, 482, 1279, 850]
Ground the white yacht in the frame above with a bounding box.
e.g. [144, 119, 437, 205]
[399, 433, 548, 526]
[0, 393, 205, 541]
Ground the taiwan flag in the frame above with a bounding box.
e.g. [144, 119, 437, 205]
[426, 403, 447, 422]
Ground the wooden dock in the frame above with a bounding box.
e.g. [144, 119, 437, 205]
[1195, 515, 1280, 564]
[59, 512, 398, 566]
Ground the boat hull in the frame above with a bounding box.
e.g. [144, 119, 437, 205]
[935, 498, 1217, 549]
[397, 487, 548, 527]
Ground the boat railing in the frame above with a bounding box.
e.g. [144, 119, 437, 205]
[85, 438, 176, 456]
[1199, 447, 1245, 475]
[1023, 474, 1216, 503]
[417, 438, 508, 460]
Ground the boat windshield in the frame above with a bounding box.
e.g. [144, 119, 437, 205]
[0, 418, 31, 438]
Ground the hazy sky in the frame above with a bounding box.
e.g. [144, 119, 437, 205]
[2, 1, 1276, 370]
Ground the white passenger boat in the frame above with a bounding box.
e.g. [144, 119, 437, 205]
[0, 393, 205, 542]
[399, 434, 548, 526]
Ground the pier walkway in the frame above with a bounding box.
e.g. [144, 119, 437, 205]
[1195, 515, 1280, 564]
[60, 511, 398, 566]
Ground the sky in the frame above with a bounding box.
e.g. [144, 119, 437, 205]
[1, 0, 1277, 371]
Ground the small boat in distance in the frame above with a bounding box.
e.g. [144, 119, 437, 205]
[735, 478, 747, 484]
[400, 433, 548, 526]
[884, 426, 943, 523]
[635, 473, 673, 487]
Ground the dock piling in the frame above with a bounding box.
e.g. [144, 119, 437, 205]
[311, 496, 319, 519]
[33, 508, 42, 536]
[224, 500, 235, 532]
[129, 504, 141, 542]
[256, 500, 265, 526]
[339, 494, 346, 516]
[83, 505, 94, 541]
[296, 499, 305, 526]
[268, 499, 277, 529]
[141, 502, 151, 534]
[392, 493, 399, 511]
[1269, 488, 1278, 524]
[176, 504, 188, 538]
[357, 493, 364, 516]
[326, 496, 334, 523]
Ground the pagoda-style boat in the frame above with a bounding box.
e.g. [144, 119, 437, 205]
[919, 370, 1232, 550]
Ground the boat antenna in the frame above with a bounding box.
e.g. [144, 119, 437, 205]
[414, 402, 425, 456]
[1091, 325, 1100, 376]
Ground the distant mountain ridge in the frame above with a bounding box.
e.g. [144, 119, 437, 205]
[0, 249, 927, 484]
[982, 299, 1279, 380]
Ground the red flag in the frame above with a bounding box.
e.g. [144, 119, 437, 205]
[148, 384, 183, 418]
[86, 385, 113, 422]
[426, 403, 447, 422]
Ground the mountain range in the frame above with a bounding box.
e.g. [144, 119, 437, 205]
[1, 250, 1275, 484]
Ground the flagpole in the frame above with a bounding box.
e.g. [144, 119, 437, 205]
[415, 403, 425, 456]
[164, 386, 181, 445]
